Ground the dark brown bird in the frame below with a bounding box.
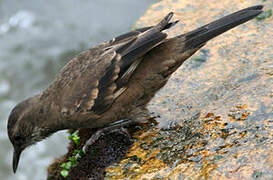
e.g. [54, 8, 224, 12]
[8, 5, 263, 173]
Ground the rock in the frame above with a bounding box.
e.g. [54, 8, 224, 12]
[47, 0, 273, 179]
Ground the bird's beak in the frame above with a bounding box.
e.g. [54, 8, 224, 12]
[184, 5, 263, 49]
[13, 147, 22, 173]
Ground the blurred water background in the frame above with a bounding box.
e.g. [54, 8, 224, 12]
[0, 0, 155, 179]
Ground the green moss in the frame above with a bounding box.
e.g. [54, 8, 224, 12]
[256, 9, 272, 21]
[60, 130, 85, 178]
[252, 170, 263, 179]
[68, 130, 81, 146]
[193, 57, 206, 62]
[60, 170, 69, 178]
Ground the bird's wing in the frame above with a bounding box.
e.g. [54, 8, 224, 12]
[52, 12, 176, 116]
[108, 18, 178, 45]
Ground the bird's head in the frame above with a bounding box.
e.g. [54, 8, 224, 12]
[7, 96, 52, 173]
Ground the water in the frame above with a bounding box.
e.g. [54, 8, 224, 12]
[0, 0, 154, 179]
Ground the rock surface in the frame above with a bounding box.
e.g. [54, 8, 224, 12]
[47, 0, 273, 179]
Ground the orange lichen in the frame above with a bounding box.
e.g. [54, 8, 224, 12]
[106, 129, 167, 179]
[49, 0, 273, 179]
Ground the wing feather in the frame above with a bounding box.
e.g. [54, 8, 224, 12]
[55, 12, 176, 116]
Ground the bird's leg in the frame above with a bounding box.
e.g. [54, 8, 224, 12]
[82, 119, 134, 153]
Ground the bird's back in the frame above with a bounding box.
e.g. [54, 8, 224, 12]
[40, 13, 177, 125]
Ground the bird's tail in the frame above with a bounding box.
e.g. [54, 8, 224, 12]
[149, 5, 263, 79]
[182, 5, 263, 50]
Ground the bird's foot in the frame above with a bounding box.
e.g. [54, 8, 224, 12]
[82, 119, 133, 153]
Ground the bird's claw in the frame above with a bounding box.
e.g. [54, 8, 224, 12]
[82, 129, 105, 154]
[82, 120, 133, 154]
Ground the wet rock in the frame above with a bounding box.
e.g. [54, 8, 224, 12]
[47, 0, 273, 179]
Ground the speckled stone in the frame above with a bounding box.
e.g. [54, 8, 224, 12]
[105, 0, 273, 179]
[48, 0, 273, 179]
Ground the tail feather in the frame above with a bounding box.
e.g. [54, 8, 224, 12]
[184, 5, 263, 49]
